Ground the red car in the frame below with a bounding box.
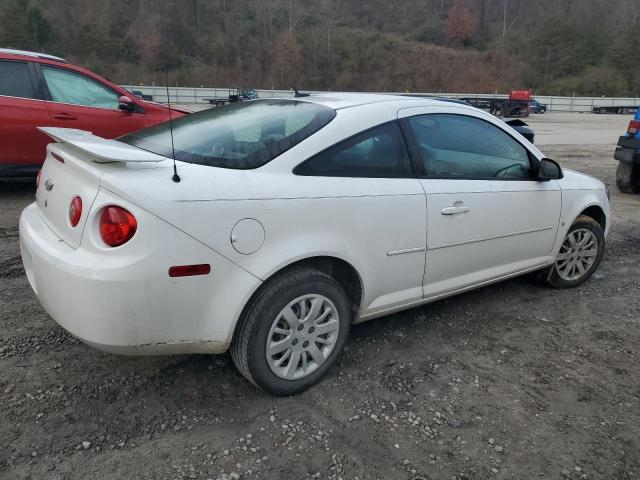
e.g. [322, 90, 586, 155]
[0, 48, 187, 177]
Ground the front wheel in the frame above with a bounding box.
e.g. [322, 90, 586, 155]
[231, 268, 351, 395]
[545, 215, 605, 288]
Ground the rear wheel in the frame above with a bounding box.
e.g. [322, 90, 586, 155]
[231, 268, 350, 395]
[616, 161, 640, 193]
[545, 215, 605, 288]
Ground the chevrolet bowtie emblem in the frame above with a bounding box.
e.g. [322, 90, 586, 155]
[45, 179, 54, 191]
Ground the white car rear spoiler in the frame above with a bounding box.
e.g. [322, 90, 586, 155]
[38, 127, 166, 163]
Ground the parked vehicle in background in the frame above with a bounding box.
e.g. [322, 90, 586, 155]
[448, 97, 535, 142]
[204, 87, 258, 106]
[127, 89, 154, 102]
[20, 94, 609, 395]
[530, 99, 547, 113]
[613, 107, 640, 193]
[458, 97, 492, 110]
[237, 88, 258, 100]
[0, 48, 187, 177]
[497, 90, 532, 117]
[501, 118, 535, 142]
[593, 105, 639, 114]
[461, 90, 531, 117]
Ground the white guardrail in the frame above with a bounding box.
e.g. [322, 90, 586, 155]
[121, 85, 640, 113]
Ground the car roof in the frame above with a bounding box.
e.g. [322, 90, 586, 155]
[286, 92, 461, 111]
[0, 48, 130, 98]
[0, 48, 66, 63]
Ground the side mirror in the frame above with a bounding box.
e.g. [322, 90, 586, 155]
[537, 158, 563, 181]
[118, 95, 135, 112]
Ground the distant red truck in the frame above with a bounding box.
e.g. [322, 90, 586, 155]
[0, 48, 188, 177]
[508, 89, 532, 102]
[461, 89, 532, 118]
[499, 90, 532, 117]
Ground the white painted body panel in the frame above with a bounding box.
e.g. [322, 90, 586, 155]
[38, 127, 167, 162]
[20, 193, 260, 354]
[422, 182, 561, 297]
[19, 95, 611, 354]
[394, 105, 562, 297]
[550, 169, 611, 251]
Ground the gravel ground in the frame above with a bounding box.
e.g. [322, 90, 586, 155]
[1, 113, 639, 480]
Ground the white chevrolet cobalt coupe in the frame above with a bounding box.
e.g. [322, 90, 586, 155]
[20, 94, 610, 394]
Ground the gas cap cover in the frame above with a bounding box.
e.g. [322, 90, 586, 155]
[230, 218, 265, 255]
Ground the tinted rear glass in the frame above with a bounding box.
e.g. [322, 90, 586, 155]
[119, 100, 336, 169]
[0, 61, 36, 99]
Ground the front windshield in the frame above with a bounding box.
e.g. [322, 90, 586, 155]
[119, 99, 336, 169]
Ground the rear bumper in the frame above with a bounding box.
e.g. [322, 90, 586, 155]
[19, 199, 261, 355]
[615, 136, 640, 164]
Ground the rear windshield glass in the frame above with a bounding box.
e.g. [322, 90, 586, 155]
[118, 100, 336, 169]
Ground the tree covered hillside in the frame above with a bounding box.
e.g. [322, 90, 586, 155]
[1, 0, 639, 95]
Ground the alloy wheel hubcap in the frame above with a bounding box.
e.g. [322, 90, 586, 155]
[266, 294, 340, 380]
[555, 228, 598, 281]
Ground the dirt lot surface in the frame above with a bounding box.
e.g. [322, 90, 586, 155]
[525, 112, 631, 146]
[1, 113, 639, 480]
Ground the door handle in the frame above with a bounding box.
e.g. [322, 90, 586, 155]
[52, 113, 78, 120]
[441, 205, 470, 215]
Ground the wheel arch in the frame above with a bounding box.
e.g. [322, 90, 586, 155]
[230, 254, 365, 345]
[551, 190, 610, 259]
[579, 204, 607, 232]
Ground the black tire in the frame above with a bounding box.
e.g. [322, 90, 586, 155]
[545, 215, 605, 288]
[616, 162, 640, 194]
[230, 268, 351, 395]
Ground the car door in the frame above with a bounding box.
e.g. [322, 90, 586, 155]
[293, 121, 427, 317]
[0, 59, 52, 173]
[38, 64, 136, 138]
[399, 106, 561, 298]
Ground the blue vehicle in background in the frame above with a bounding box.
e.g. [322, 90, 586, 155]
[530, 99, 547, 113]
[614, 107, 640, 193]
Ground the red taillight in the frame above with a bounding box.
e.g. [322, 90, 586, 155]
[99, 206, 137, 247]
[36, 170, 42, 189]
[628, 120, 640, 135]
[69, 196, 82, 227]
[168, 264, 211, 277]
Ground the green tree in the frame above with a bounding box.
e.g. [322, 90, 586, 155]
[0, 0, 52, 50]
[25, 5, 51, 49]
[548, 67, 630, 96]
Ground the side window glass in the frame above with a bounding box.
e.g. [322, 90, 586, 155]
[42, 66, 119, 109]
[408, 114, 532, 179]
[294, 123, 413, 178]
[0, 61, 36, 99]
